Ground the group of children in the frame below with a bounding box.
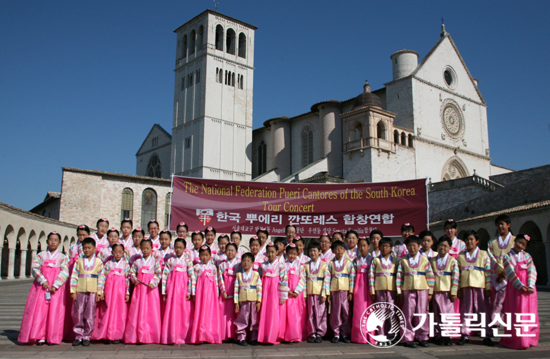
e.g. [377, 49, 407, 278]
[18, 215, 538, 350]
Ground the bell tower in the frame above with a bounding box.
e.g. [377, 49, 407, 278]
[171, 10, 256, 180]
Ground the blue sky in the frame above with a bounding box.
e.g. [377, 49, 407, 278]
[1, 0, 549, 211]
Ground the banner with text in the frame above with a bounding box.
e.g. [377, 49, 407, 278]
[170, 176, 428, 237]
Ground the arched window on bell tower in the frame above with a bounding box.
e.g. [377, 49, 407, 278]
[215, 25, 224, 50]
[226, 29, 236, 55]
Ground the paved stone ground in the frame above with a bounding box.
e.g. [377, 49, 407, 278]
[2, 279, 550, 358]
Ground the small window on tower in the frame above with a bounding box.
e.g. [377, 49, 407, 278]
[185, 136, 191, 149]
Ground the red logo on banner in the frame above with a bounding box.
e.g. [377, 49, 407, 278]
[196, 209, 214, 226]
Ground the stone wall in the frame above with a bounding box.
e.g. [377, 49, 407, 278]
[59, 168, 171, 230]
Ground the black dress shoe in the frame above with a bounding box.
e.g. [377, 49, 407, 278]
[404, 341, 417, 348]
[46, 342, 54, 346]
[342, 336, 351, 343]
[82, 340, 90, 346]
[250, 339, 258, 346]
[238, 339, 248, 346]
[72, 340, 82, 346]
[307, 336, 316, 343]
[37, 341, 45, 346]
[483, 337, 494, 347]
[315, 336, 323, 343]
[112, 340, 121, 344]
[456, 336, 468, 345]
[331, 336, 340, 343]
[418, 341, 429, 347]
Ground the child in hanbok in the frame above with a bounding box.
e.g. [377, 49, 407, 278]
[190, 245, 224, 344]
[326, 238, 356, 343]
[124, 239, 162, 344]
[344, 230, 359, 261]
[456, 230, 494, 346]
[393, 223, 413, 258]
[419, 230, 437, 259]
[234, 253, 262, 346]
[204, 226, 219, 255]
[396, 235, 434, 348]
[215, 234, 229, 266]
[256, 228, 270, 256]
[63, 225, 89, 342]
[332, 231, 344, 242]
[190, 231, 204, 265]
[148, 219, 161, 251]
[351, 236, 373, 344]
[92, 218, 110, 255]
[257, 243, 288, 344]
[368, 230, 383, 258]
[156, 229, 175, 273]
[119, 218, 134, 251]
[161, 238, 193, 344]
[279, 244, 306, 343]
[176, 222, 192, 256]
[249, 236, 265, 271]
[127, 228, 145, 264]
[274, 238, 287, 263]
[294, 237, 310, 265]
[430, 236, 459, 346]
[18, 232, 69, 345]
[319, 233, 334, 262]
[500, 234, 538, 350]
[70, 237, 104, 346]
[487, 214, 515, 326]
[305, 241, 329, 343]
[231, 230, 247, 259]
[443, 219, 465, 315]
[100, 228, 120, 263]
[219, 243, 240, 341]
[92, 243, 130, 344]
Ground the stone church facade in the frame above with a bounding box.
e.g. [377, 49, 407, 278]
[136, 11, 510, 186]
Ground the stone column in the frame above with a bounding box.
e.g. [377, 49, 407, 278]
[19, 249, 27, 278]
[269, 117, 291, 180]
[7, 248, 15, 280]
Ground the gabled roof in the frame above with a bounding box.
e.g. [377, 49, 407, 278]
[136, 124, 172, 156]
[411, 34, 486, 105]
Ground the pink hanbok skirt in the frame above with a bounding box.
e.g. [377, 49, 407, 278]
[91, 269, 127, 341]
[279, 271, 304, 342]
[18, 264, 66, 344]
[190, 272, 222, 343]
[161, 265, 192, 344]
[124, 268, 161, 343]
[500, 260, 539, 350]
[351, 269, 374, 343]
[220, 272, 237, 341]
[257, 275, 281, 344]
